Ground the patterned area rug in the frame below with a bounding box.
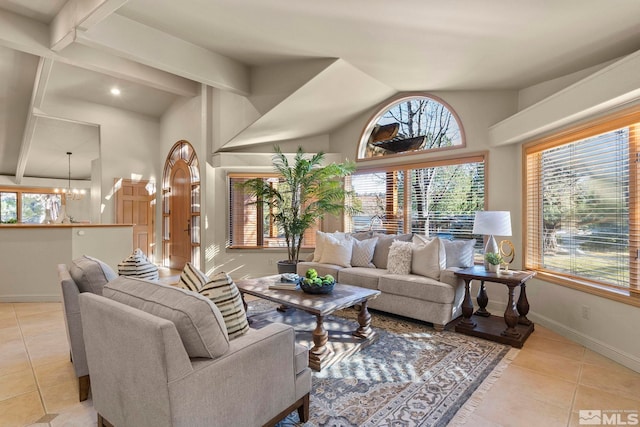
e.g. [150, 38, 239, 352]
[246, 300, 512, 427]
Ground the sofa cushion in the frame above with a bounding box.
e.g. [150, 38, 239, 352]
[319, 236, 353, 267]
[117, 248, 159, 280]
[442, 239, 477, 268]
[387, 241, 413, 275]
[411, 237, 446, 280]
[70, 255, 117, 295]
[103, 276, 230, 358]
[378, 274, 456, 304]
[372, 233, 412, 269]
[337, 267, 388, 290]
[199, 272, 249, 340]
[351, 237, 378, 268]
[178, 262, 209, 292]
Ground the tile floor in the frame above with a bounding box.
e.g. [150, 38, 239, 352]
[1, 302, 639, 427]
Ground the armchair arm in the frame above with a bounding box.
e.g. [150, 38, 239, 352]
[169, 323, 298, 427]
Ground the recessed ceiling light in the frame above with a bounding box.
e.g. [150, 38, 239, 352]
[110, 87, 121, 96]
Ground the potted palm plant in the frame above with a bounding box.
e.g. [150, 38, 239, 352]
[238, 146, 358, 273]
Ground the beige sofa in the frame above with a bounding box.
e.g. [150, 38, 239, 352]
[297, 233, 472, 331]
[79, 276, 311, 427]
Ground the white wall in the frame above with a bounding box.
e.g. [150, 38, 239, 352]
[42, 96, 162, 224]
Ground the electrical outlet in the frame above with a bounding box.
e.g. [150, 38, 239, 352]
[581, 305, 590, 320]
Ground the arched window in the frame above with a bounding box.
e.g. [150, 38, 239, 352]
[358, 94, 465, 159]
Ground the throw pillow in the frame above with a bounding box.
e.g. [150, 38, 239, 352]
[199, 272, 250, 340]
[351, 237, 378, 268]
[412, 237, 446, 280]
[372, 233, 413, 269]
[117, 248, 159, 280]
[70, 255, 117, 295]
[386, 241, 413, 275]
[319, 236, 353, 267]
[313, 231, 350, 262]
[442, 239, 477, 268]
[412, 234, 431, 245]
[178, 262, 208, 292]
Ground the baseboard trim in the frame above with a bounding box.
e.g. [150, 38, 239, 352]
[485, 301, 640, 373]
[0, 295, 61, 303]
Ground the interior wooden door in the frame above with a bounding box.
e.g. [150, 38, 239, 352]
[115, 179, 154, 258]
[169, 161, 191, 269]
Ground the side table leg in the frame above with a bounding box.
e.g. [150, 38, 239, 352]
[309, 314, 333, 371]
[501, 286, 521, 339]
[459, 279, 476, 329]
[474, 280, 491, 317]
[517, 283, 532, 326]
[353, 300, 375, 339]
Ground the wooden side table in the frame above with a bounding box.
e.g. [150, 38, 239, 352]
[454, 265, 536, 348]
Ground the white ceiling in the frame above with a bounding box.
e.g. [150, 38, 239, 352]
[0, 0, 639, 180]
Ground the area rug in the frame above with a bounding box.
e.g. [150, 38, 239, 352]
[246, 300, 513, 427]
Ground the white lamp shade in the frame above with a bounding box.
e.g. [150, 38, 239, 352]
[472, 211, 512, 236]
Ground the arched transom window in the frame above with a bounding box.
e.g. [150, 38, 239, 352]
[358, 94, 465, 159]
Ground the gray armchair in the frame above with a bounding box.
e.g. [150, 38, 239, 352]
[79, 276, 312, 427]
[57, 256, 118, 401]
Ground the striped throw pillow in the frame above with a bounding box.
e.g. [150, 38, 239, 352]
[117, 249, 159, 280]
[199, 272, 249, 339]
[178, 262, 208, 292]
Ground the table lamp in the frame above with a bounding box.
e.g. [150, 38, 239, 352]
[472, 211, 512, 267]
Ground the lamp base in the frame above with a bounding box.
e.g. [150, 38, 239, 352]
[483, 235, 499, 269]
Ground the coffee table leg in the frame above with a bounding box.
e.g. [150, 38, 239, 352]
[309, 314, 332, 371]
[353, 300, 375, 339]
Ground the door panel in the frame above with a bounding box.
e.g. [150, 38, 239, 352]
[169, 161, 191, 270]
[115, 179, 154, 259]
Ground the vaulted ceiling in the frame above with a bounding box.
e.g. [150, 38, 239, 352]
[1, 0, 639, 180]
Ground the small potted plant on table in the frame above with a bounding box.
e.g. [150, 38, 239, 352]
[485, 252, 504, 273]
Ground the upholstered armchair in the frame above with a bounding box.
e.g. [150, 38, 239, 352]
[79, 276, 312, 427]
[57, 256, 117, 401]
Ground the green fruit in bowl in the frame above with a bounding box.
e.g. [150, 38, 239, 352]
[323, 274, 335, 284]
[312, 277, 323, 286]
[305, 269, 318, 280]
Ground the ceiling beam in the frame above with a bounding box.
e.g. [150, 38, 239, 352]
[0, 9, 198, 97]
[15, 57, 54, 184]
[50, 0, 130, 51]
[76, 13, 250, 95]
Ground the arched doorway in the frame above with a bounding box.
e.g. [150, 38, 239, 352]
[162, 141, 200, 270]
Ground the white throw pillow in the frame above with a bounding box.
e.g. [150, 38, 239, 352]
[442, 239, 477, 268]
[319, 236, 353, 267]
[351, 237, 378, 268]
[386, 241, 413, 275]
[412, 234, 431, 245]
[411, 237, 446, 280]
[313, 231, 349, 262]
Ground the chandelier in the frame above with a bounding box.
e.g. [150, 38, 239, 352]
[55, 152, 86, 200]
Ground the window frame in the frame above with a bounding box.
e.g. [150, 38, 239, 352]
[523, 106, 640, 306]
[0, 186, 66, 224]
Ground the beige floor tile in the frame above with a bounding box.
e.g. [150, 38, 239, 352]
[490, 364, 577, 409]
[18, 311, 66, 337]
[0, 391, 45, 427]
[13, 302, 62, 318]
[532, 325, 576, 345]
[0, 369, 38, 401]
[25, 332, 70, 367]
[583, 349, 636, 372]
[573, 385, 640, 412]
[474, 384, 571, 427]
[0, 324, 23, 342]
[0, 350, 32, 378]
[511, 348, 582, 383]
[0, 313, 19, 328]
[33, 358, 76, 389]
[456, 412, 504, 426]
[522, 334, 585, 360]
[579, 363, 640, 402]
[40, 379, 81, 414]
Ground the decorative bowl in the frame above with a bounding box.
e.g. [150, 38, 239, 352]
[300, 280, 335, 294]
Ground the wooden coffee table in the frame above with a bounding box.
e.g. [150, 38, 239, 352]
[236, 275, 381, 371]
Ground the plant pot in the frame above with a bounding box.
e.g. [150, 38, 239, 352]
[277, 260, 298, 274]
[487, 263, 500, 273]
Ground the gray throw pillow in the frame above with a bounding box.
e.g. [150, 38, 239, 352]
[70, 255, 117, 295]
[442, 239, 477, 268]
[372, 233, 412, 269]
